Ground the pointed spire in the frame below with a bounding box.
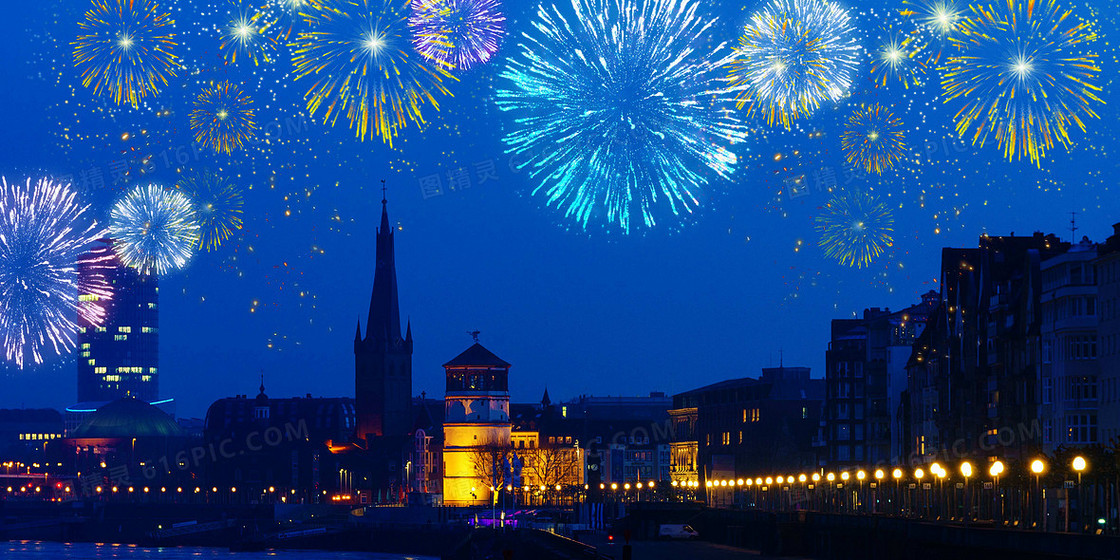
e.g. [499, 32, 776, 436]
[366, 182, 402, 346]
[354, 319, 362, 342]
[405, 318, 413, 343]
[541, 387, 551, 407]
[256, 371, 268, 400]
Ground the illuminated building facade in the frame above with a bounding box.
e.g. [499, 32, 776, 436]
[76, 239, 159, 404]
[354, 197, 413, 442]
[441, 341, 512, 506]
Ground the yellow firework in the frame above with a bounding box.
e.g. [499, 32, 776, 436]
[220, 8, 280, 65]
[870, 23, 927, 89]
[72, 0, 181, 107]
[841, 104, 907, 175]
[290, 0, 456, 145]
[189, 81, 259, 154]
[941, 0, 1103, 166]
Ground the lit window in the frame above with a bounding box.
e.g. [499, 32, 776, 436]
[142, 327, 157, 333]
[81, 343, 90, 349]
[114, 334, 127, 341]
[88, 359, 95, 366]
[141, 375, 151, 382]
[94, 367, 107, 374]
[118, 326, 131, 333]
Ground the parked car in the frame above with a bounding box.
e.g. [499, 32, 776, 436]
[658, 524, 699, 540]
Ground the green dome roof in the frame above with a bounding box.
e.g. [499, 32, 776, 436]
[71, 398, 183, 439]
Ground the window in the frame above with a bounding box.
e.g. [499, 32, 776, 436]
[748, 408, 760, 422]
[721, 432, 730, 446]
[1066, 414, 1097, 444]
[118, 326, 131, 333]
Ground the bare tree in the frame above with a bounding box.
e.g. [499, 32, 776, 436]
[521, 444, 582, 494]
[469, 444, 514, 493]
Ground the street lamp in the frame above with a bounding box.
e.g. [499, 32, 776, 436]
[1031, 459, 1046, 530]
[989, 460, 1004, 522]
[1073, 456, 1087, 533]
[960, 462, 973, 520]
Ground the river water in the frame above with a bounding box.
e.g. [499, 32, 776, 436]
[2, 540, 438, 559]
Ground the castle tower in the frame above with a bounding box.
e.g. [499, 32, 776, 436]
[442, 341, 511, 506]
[354, 195, 413, 441]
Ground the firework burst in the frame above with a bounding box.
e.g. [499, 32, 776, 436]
[841, 104, 907, 174]
[941, 0, 1103, 166]
[109, 184, 200, 275]
[0, 178, 110, 368]
[901, 0, 963, 65]
[816, 189, 894, 269]
[728, 0, 861, 129]
[409, 0, 505, 71]
[290, 0, 457, 145]
[495, 0, 749, 234]
[870, 23, 927, 89]
[176, 170, 245, 252]
[190, 81, 259, 154]
[220, 8, 280, 65]
[72, 0, 181, 107]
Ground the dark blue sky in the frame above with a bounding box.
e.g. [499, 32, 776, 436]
[0, 0, 1116, 417]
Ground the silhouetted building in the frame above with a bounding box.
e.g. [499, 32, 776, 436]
[670, 367, 823, 490]
[61, 397, 188, 488]
[1098, 224, 1120, 443]
[203, 380, 356, 500]
[354, 197, 413, 442]
[824, 292, 939, 467]
[1039, 237, 1100, 452]
[76, 239, 159, 404]
[0, 409, 63, 461]
[902, 233, 1068, 464]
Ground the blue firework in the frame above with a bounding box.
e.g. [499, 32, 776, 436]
[495, 0, 749, 234]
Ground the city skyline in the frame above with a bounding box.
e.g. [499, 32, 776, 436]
[0, 0, 1115, 421]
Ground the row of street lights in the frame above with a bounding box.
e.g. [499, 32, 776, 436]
[717, 456, 1092, 531]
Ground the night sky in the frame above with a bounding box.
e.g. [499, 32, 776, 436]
[0, 0, 1116, 418]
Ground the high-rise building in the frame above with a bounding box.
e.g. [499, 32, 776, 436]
[354, 196, 413, 442]
[75, 239, 159, 404]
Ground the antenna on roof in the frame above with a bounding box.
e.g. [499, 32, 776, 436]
[468, 330, 480, 343]
[1070, 211, 1078, 238]
[380, 179, 387, 204]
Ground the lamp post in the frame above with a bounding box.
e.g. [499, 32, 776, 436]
[914, 468, 925, 518]
[989, 460, 1004, 522]
[960, 462, 973, 521]
[892, 468, 903, 516]
[1031, 459, 1046, 531]
[1072, 456, 1087, 533]
[873, 469, 884, 514]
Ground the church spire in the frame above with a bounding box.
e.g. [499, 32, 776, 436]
[366, 181, 402, 346]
